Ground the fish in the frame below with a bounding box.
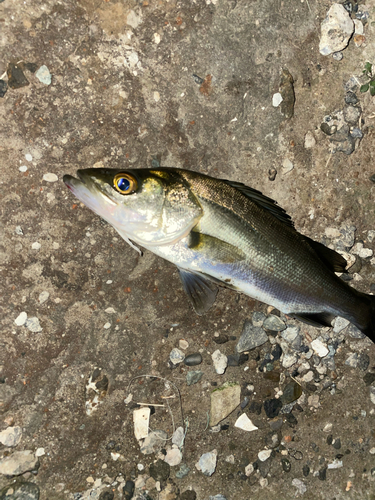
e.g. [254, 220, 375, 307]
[63, 167, 375, 343]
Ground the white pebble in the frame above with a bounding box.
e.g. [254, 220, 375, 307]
[153, 33, 161, 44]
[15, 312, 27, 326]
[179, 339, 189, 350]
[25, 154, 33, 162]
[31, 242, 41, 250]
[153, 91, 160, 102]
[137, 463, 144, 471]
[323, 423, 333, 432]
[258, 449, 272, 462]
[35, 65, 52, 85]
[272, 92, 283, 107]
[42, 173, 58, 183]
[105, 307, 116, 314]
[245, 463, 254, 476]
[281, 158, 294, 174]
[234, 413, 258, 432]
[211, 349, 228, 374]
[38, 291, 50, 304]
[327, 459, 343, 469]
[164, 448, 182, 466]
[35, 447, 45, 457]
[133, 407, 150, 440]
[15, 226, 23, 235]
[333, 317, 350, 333]
[304, 131, 316, 148]
[311, 338, 329, 357]
[282, 352, 297, 368]
[103, 322, 111, 329]
[19, 166, 28, 172]
[25, 317, 42, 333]
[111, 452, 120, 461]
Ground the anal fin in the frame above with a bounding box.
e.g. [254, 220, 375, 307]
[178, 268, 218, 315]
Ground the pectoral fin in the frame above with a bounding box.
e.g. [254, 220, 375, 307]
[178, 269, 218, 315]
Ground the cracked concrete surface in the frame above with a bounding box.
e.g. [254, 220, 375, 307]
[2, 0, 375, 498]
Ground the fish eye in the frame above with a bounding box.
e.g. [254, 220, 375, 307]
[113, 173, 138, 194]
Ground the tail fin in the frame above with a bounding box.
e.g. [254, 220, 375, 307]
[350, 292, 375, 343]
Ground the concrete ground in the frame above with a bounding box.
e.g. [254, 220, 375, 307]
[2, 0, 375, 498]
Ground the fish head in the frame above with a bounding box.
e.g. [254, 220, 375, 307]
[63, 168, 203, 247]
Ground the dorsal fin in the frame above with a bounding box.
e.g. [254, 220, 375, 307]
[304, 236, 348, 273]
[224, 180, 294, 228]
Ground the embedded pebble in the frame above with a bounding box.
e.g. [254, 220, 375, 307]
[184, 353, 202, 366]
[15, 312, 27, 326]
[35, 447, 45, 457]
[179, 339, 189, 350]
[370, 386, 375, 405]
[281, 381, 302, 405]
[0, 426, 22, 447]
[333, 317, 350, 333]
[176, 464, 190, 479]
[345, 352, 358, 368]
[272, 93, 283, 107]
[0, 482, 40, 500]
[258, 449, 272, 462]
[35, 65, 52, 85]
[133, 407, 150, 440]
[245, 463, 254, 476]
[0, 450, 38, 476]
[281, 326, 299, 343]
[19, 165, 28, 172]
[42, 172, 58, 182]
[304, 131, 316, 149]
[281, 158, 294, 175]
[310, 339, 329, 358]
[186, 370, 203, 386]
[352, 242, 373, 259]
[327, 459, 343, 469]
[252, 311, 266, 327]
[169, 348, 185, 365]
[211, 350, 228, 374]
[319, 4, 354, 56]
[38, 291, 50, 304]
[172, 427, 185, 448]
[263, 314, 286, 332]
[282, 352, 297, 368]
[25, 317, 42, 333]
[302, 371, 314, 383]
[31, 242, 41, 250]
[234, 413, 258, 432]
[25, 154, 33, 162]
[346, 323, 365, 339]
[164, 448, 182, 466]
[236, 321, 268, 352]
[210, 382, 241, 426]
[292, 478, 307, 495]
[196, 450, 217, 476]
[264, 398, 282, 418]
[343, 106, 361, 126]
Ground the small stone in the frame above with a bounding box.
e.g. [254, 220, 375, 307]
[140, 430, 168, 455]
[35, 65, 52, 85]
[319, 4, 354, 56]
[179, 339, 189, 350]
[282, 352, 297, 368]
[279, 68, 295, 119]
[0, 80, 8, 98]
[268, 168, 277, 181]
[252, 312, 266, 326]
[227, 353, 249, 366]
[35, 448, 45, 457]
[184, 353, 202, 366]
[350, 128, 363, 140]
[343, 105, 361, 126]
[281, 381, 302, 405]
[370, 386, 375, 405]
[302, 371, 314, 383]
[211, 350, 228, 374]
[210, 382, 241, 426]
[308, 394, 320, 408]
[0, 426, 22, 447]
[263, 315, 286, 332]
[196, 450, 217, 476]
[292, 478, 307, 495]
[281, 158, 294, 175]
[234, 414, 258, 432]
[150, 459, 170, 482]
[333, 317, 350, 333]
[357, 353, 370, 371]
[272, 93, 283, 107]
[123, 480, 135, 500]
[333, 438, 341, 450]
[346, 323, 365, 339]
[25, 317, 42, 333]
[0, 450, 38, 476]
[303, 464, 310, 476]
[0, 482, 40, 500]
[133, 407, 150, 440]
[176, 464, 190, 479]
[363, 373, 375, 386]
[332, 51, 343, 61]
[15, 312, 27, 326]
[38, 291, 50, 304]
[258, 449, 272, 461]
[164, 448, 182, 466]
[310, 339, 329, 357]
[281, 326, 299, 343]
[186, 371, 203, 386]
[25, 154, 33, 162]
[245, 463, 254, 476]
[213, 334, 229, 344]
[7, 63, 29, 89]
[321, 122, 337, 136]
[264, 398, 282, 419]
[169, 348, 185, 365]
[42, 173, 58, 183]
[281, 457, 291, 472]
[31, 242, 41, 250]
[304, 131, 316, 149]
[172, 427, 185, 448]
[236, 321, 268, 352]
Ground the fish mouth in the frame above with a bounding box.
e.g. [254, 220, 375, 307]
[63, 170, 88, 191]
